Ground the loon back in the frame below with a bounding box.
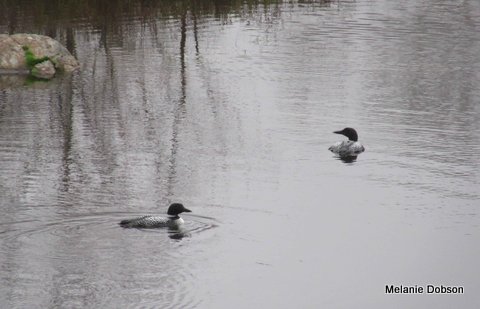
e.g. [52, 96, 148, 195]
[120, 215, 184, 228]
[329, 140, 365, 156]
[120, 203, 191, 229]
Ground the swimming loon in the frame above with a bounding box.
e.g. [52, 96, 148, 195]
[328, 127, 365, 157]
[119, 203, 191, 228]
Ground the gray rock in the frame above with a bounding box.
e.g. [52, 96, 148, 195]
[0, 35, 26, 70]
[0, 33, 79, 74]
[31, 60, 56, 79]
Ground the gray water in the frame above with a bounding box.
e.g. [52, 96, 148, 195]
[1, 0, 479, 308]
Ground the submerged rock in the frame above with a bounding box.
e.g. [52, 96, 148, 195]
[0, 33, 79, 79]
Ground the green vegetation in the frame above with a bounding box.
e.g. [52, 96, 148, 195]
[21, 45, 55, 81]
[22, 45, 50, 70]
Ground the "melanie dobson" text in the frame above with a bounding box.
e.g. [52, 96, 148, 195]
[385, 285, 464, 294]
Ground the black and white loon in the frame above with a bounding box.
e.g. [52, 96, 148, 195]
[328, 127, 365, 157]
[120, 203, 192, 228]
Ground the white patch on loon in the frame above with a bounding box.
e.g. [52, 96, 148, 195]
[329, 140, 365, 156]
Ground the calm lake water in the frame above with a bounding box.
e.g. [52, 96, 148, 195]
[1, 0, 479, 308]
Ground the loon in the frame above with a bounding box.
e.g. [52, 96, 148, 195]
[119, 203, 192, 228]
[328, 127, 365, 157]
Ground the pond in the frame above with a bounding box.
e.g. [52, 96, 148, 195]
[0, 0, 479, 308]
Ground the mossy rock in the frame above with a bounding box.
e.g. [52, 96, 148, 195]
[0, 34, 79, 73]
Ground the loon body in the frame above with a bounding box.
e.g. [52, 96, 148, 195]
[120, 203, 191, 229]
[328, 127, 365, 157]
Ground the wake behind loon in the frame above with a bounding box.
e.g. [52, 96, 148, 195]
[120, 203, 191, 228]
[328, 127, 365, 157]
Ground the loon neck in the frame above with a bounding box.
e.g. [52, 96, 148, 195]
[168, 215, 180, 220]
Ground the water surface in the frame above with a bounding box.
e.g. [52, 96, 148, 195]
[0, 0, 479, 308]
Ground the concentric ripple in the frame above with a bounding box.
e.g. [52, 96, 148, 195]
[0, 212, 217, 308]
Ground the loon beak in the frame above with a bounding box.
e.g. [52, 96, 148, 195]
[333, 130, 342, 134]
[183, 208, 192, 213]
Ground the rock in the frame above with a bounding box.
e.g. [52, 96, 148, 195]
[0, 33, 79, 75]
[31, 60, 56, 79]
[0, 35, 26, 70]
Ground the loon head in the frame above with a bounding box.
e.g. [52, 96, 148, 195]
[167, 203, 192, 216]
[333, 127, 359, 142]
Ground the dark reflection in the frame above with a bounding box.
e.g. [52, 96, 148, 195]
[298, 0, 336, 4]
[0, 0, 284, 34]
[0, 72, 73, 88]
[169, 222, 218, 240]
[168, 227, 191, 240]
[0, 70, 57, 88]
[192, 3, 200, 55]
[166, 11, 188, 199]
[336, 155, 359, 164]
[59, 74, 74, 194]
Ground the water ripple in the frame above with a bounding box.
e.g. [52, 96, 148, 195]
[0, 212, 216, 308]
